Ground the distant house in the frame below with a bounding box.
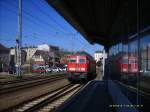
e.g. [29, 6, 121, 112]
[10, 47, 27, 65]
[32, 50, 50, 65]
[94, 51, 103, 62]
[32, 49, 60, 67]
[0, 44, 10, 72]
[37, 44, 59, 52]
[94, 50, 107, 63]
[33, 44, 60, 66]
[22, 46, 37, 62]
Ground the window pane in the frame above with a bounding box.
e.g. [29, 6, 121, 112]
[148, 44, 150, 70]
[69, 58, 76, 62]
[79, 59, 86, 63]
[141, 35, 150, 71]
[122, 59, 128, 64]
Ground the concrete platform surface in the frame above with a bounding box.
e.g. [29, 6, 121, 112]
[56, 81, 114, 112]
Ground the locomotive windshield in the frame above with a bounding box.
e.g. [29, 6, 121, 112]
[69, 58, 76, 62]
[122, 59, 128, 64]
[122, 57, 138, 64]
[79, 58, 86, 63]
[129, 60, 137, 64]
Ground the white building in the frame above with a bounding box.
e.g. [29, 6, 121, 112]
[37, 44, 49, 51]
[94, 50, 107, 77]
[94, 51, 103, 62]
[23, 47, 37, 62]
[94, 50, 107, 62]
[37, 44, 59, 52]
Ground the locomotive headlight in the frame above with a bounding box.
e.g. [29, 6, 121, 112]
[81, 68, 85, 71]
[123, 68, 127, 71]
[69, 68, 75, 70]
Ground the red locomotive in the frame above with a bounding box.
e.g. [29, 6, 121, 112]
[67, 52, 96, 82]
[108, 53, 138, 82]
[120, 54, 138, 81]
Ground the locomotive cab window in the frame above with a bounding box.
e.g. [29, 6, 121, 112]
[79, 59, 86, 63]
[69, 59, 76, 62]
[148, 44, 150, 70]
[129, 60, 137, 64]
[122, 59, 128, 64]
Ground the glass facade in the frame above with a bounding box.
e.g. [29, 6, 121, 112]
[108, 31, 150, 77]
[141, 35, 150, 75]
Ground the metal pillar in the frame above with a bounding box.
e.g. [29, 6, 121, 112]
[102, 49, 105, 77]
[136, 0, 141, 107]
[16, 0, 22, 77]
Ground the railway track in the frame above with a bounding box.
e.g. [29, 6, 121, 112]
[117, 81, 150, 99]
[0, 74, 66, 94]
[0, 75, 44, 85]
[11, 84, 82, 112]
[116, 81, 150, 112]
[0, 73, 66, 85]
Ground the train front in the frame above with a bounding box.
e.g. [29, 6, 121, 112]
[67, 55, 89, 82]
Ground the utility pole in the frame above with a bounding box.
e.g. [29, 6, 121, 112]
[69, 33, 75, 54]
[16, 0, 22, 77]
[53, 53, 55, 67]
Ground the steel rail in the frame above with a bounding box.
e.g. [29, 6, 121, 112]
[15, 84, 82, 112]
[0, 73, 65, 85]
[0, 75, 66, 94]
[116, 81, 150, 99]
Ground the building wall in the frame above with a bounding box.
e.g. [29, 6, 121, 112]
[0, 52, 10, 72]
[32, 55, 44, 62]
[10, 48, 27, 65]
[94, 52, 103, 62]
[94, 51, 107, 63]
[37, 44, 49, 51]
[23, 47, 37, 62]
[37, 44, 59, 56]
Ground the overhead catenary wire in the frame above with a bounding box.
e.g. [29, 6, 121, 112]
[1, 1, 79, 44]
[30, 0, 69, 34]
[0, 2, 57, 37]
[0, 0, 95, 54]
[29, 0, 92, 49]
[1, 1, 68, 35]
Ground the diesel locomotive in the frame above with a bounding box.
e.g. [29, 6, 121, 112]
[67, 52, 96, 82]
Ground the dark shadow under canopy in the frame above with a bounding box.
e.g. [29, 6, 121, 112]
[47, 0, 150, 49]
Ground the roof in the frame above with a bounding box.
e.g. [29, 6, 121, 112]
[95, 51, 103, 53]
[34, 50, 48, 55]
[69, 51, 94, 59]
[0, 43, 9, 51]
[47, 0, 150, 48]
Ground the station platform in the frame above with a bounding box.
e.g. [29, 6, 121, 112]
[56, 80, 113, 112]
[55, 80, 146, 112]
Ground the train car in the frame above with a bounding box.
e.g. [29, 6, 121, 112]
[107, 27, 150, 86]
[67, 52, 96, 82]
[107, 53, 138, 82]
[120, 54, 138, 81]
[32, 65, 46, 73]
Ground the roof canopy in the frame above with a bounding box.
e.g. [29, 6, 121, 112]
[47, 0, 150, 48]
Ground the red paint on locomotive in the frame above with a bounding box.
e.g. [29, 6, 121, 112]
[67, 54, 96, 82]
[121, 55, 138, 73]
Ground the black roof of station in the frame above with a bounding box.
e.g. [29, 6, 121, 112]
[47, 0, 150, 49]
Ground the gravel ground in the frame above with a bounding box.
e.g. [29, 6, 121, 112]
[0, 72, 65, 82]
[0, 78, 69, 111]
